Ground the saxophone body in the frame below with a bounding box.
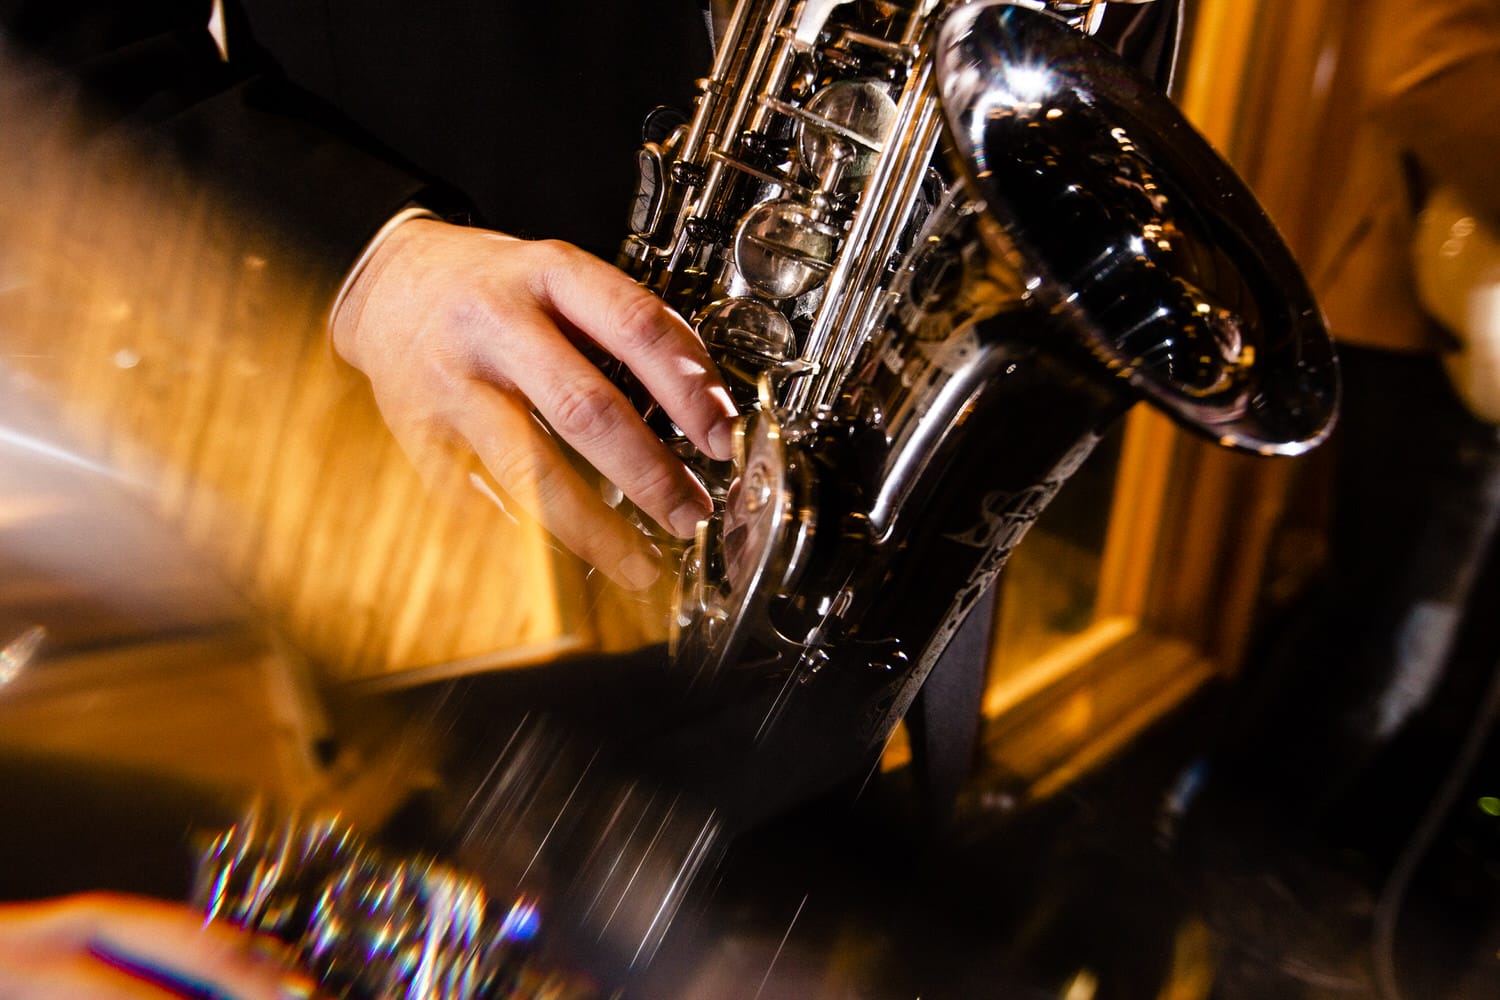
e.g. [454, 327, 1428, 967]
[187, 5, 1338, 994]
[617, 0, 1337, 770]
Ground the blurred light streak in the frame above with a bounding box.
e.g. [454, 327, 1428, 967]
[627, 810, 720, 970]
[0, 425, 133, 484]
[0, 624, 46, 686]
[1061, 968, 1099, 1000]
[752, 893, 808, 1000]
[498, 896, 542, 943]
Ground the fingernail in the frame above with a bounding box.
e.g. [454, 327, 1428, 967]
[669, 501, 708, 539]
[618, 547, 662, 590]
[708, 417, 737, 463]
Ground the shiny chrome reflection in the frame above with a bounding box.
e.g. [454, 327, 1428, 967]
[194, 711, 725, 997]
[936, 1, 1337, 454]
[195, 807, 557, 1000]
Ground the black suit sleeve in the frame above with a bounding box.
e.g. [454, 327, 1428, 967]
[1, 0, 430, 306]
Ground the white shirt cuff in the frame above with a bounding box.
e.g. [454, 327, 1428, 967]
[328, 205, 442, 333]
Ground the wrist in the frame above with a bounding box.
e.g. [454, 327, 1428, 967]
[329, 206, 442, 367]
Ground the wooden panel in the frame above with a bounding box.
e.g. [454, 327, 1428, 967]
[0, 629, 322, 800]
[1095, 407, 1178, 619]
[0, 107, 668, 688]
[980, 626, 1213, 802]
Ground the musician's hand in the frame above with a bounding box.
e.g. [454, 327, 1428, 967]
[330, 218, 737, 590]
[0, 893, 319, 998]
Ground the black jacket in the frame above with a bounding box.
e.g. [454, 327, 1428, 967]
[1, 0, 711, 286]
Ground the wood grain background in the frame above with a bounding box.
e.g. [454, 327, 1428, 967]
[0, 103, 670, 688]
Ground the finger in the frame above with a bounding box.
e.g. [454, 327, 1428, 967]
[484, 318, 714, 540]
[456, 386, 669, 590]
[0, 956, 200, 1000]
[41, 894, 314, 1000]
[88, 942, 317, 1000]
[522, 242, 739, 461]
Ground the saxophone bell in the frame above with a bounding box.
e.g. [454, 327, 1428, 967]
[937, 1, 1336, 454]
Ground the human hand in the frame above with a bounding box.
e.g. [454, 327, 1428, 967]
[0, 892, 319, 998]
[330, 218, 738, 590]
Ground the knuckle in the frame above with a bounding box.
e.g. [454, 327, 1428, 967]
[548, 381, 623, 443]
[484, 442, 545, 497]
[529, 238, 575, 263]
[434, 302, 518, 385]
[441, 295, 494, 337]
[437, 300, 504, 367]
[623, 458, 683, 511]
[525, 239, 578, 287]
[502, 453, 572, 525]
[611, 291, 674, 355]
[484, 438, 568, 509]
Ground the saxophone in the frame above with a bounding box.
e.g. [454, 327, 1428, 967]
[190, 5, 1338, 995]
[615, 0, 1336, 772]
